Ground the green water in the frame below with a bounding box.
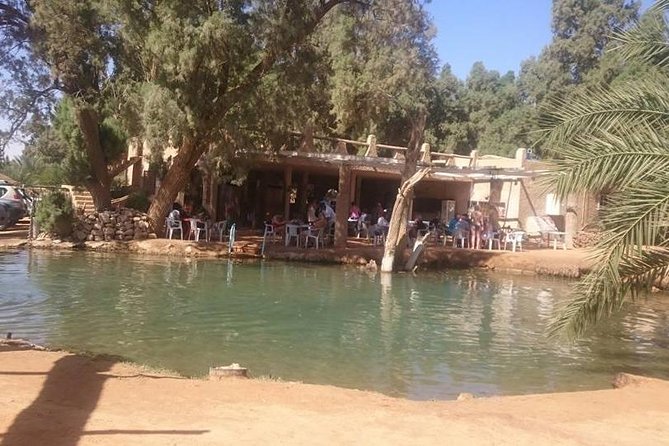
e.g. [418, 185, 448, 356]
[1, 250, 668, 400]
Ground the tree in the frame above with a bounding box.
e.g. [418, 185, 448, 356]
[539, 0, 669, 337]
[0, 0, 131, 208]
[114, 0, 354, 230]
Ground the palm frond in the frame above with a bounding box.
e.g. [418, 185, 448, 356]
[597, 179, 669, 252]
[611, 0, 669, 69]
[542, 127, 669, 197]
[548, 246, 669, 338]
[538, 77, 669, 149]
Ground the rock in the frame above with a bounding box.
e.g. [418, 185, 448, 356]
[364, 259, 378, 272]
[456, 392, 475, 401]
[612, 373, 652, 389]
[209, 363, 248, 379]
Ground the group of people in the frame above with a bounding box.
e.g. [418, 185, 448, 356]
[447, 205, 497, 249]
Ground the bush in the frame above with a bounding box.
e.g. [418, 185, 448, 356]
[125, 191, 150, 212]
[35, 191, 74, 237]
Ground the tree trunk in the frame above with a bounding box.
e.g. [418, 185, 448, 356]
[75, 106, 112, 210]
[380, 168, 430, 272]
[147, 137, 205, 233]
[380, 113, 427, 273]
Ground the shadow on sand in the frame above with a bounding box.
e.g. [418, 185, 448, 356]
[0, 353, 208, 446]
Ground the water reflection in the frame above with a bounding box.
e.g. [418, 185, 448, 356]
[1, 250, 669, 400]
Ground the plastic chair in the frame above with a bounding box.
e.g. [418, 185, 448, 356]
[210, 220, 228, 242]
[452, 230, 468, 248]
[263, 223, 277, 244]
[285, 224, 301, 247]
[188, 219, 208, 241]
[304, 227, 324, 249]
[165, 216, 183, 240]
[503, 231, 525, 252]
[484, 231, 501, 250]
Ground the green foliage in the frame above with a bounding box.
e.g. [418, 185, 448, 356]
[34, 190, 74, 237]
[539, 0, 669, 338]
[125, 190, 150, 212]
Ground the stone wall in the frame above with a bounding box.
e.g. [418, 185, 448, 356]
[72, 209, 154, 242]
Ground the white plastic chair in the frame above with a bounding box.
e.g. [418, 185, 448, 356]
[304, 227, 324, 249]
[165, 216, 183, 240]
[484, 231, 501, 250]
[210, 220, 228, 242]
[285, 224, 301, 247]
[503, 231, 525, 252]
[188, 218, 208, 241]
[263, 223, 277, 244]
[452, 229, 468, 248]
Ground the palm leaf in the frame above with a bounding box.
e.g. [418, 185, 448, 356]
[611, 0, 669, 69]
[538, 77, 669, 148]
[543, 126, 669, 197]
[549, 246, 669, 338]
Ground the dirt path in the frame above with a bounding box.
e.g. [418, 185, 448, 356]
[1, 349, 669, 446]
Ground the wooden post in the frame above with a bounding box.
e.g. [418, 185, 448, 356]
[299, 122, 314, 152]
[335, 164, 351, 248]
[365, 134, 378, 157]
[297, 171, 309, 220]
[420, 143, 431, 163]
[336, 140, 348, 155]
[283, 167, 292, 219]
[470, 149, 479, 168]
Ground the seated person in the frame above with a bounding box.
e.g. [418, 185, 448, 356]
[271, 214, 287, 230]
[447, 214, 459, 236]
[376, 210, 390, 235]
[311, 214, 328, 230]
[454, 214, 470, 236]
[349, 202, 361, 220]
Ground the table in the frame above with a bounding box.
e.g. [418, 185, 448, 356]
[547, 231, 567, 250]
[285, 224, 309, 247]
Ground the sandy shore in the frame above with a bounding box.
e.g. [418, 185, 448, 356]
[2, 348, 669, 446]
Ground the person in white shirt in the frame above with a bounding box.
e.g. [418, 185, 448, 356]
[322, 201, 336, 223]
[376, 210, 389, 235]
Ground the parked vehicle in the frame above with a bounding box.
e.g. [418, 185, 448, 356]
[0, 181, 28, 230]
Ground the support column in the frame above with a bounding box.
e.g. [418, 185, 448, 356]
[283, 167, 293, 219]
[565, 193, 578, 249]
[335, 164, 351, 248]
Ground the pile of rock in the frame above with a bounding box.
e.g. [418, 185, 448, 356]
[72, 208, 154, 242]
[573, 230, 603, 248]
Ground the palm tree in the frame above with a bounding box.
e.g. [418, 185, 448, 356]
[539, 0, 669, 338]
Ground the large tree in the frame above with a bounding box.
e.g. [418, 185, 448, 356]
[1, 0, 353, 225]
[539, 0, 669, 337]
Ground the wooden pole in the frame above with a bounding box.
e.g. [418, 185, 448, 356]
[335, 164, 351, 248]
[283, 167, 292, 219]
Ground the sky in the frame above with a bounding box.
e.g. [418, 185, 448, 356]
[424, 0, 553, 79]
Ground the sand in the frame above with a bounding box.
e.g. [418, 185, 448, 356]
[1, 348, 669, 446]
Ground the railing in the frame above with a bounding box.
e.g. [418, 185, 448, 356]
[286, 131, 478, 168]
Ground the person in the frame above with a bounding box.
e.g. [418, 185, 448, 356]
[447, 214, 459, 236]
[470, 205, 484, 249]
[311, 213, 328, 230]
[376, 210, 390, 235]
[349, 202, 361, 220]
[307, 200, 318, 224]
[453, 214, 470, 247]
[322, 200, 336, 224]
[271, 214, 287, 231]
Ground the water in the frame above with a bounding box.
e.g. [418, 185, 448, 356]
[1, 250, 668, 400]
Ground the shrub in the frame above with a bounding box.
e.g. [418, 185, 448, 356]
[125, 190, 150, 212]
[35, 191, 74, 237]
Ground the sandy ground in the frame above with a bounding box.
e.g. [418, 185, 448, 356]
[2, 349, 669, 446]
